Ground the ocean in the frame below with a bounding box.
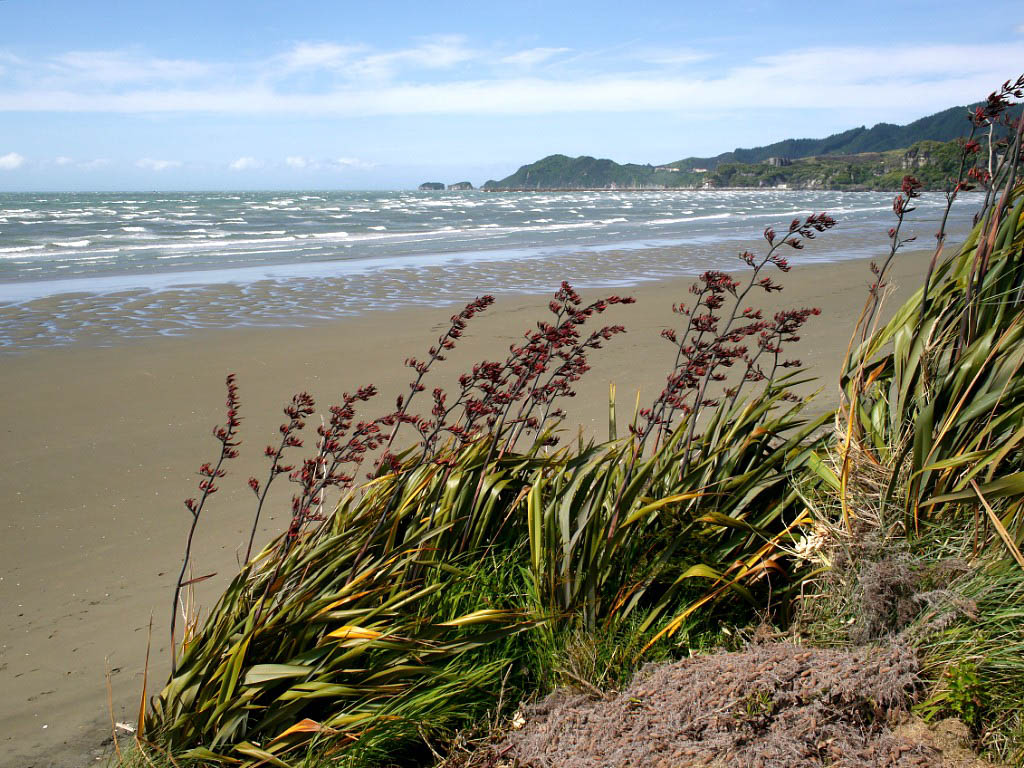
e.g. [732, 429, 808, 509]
[0, 189, 980, 350]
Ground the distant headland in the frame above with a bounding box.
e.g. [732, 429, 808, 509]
[469, 101, 1006, 192]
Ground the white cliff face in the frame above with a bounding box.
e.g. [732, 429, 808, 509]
[902, 147, 932, 170]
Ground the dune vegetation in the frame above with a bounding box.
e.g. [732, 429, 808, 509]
[120, 77, 1024, 767]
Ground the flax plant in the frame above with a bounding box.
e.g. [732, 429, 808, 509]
[839, 85, 1024, 548]
[827, 81, 1024, 761]
[145, 241, 836, 765]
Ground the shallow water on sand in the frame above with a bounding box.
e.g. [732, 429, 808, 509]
[0, 189, 980, 349]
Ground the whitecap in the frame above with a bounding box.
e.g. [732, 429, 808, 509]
[0, 245, 45, 256]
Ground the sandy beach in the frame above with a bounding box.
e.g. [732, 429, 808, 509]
[0, 249, 933, 767]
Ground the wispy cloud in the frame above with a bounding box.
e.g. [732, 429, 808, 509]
[329, 157, 374, 169]
[49, 155, 112, 170]
[283, 155, 374, 170]
[273, 36, 475, 81]
[47, 49, 209, 86]
[278, 42, 364, 73]
[636, 49, 713, 67]
[228, 156, 261, 171]
[350, 35, 475, 78]
[0, 152, 25, 170]
[1, 41, 1021, 118]
[500, 47, 571, 67]
[135, 158, 181, 171]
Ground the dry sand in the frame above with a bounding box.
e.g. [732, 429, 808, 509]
[0, 250, 932, 767]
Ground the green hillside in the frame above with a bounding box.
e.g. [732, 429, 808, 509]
[481, 154, 702, 190]
[482, 102, 996, 191]
[704, 139, 972, 190]
[671, 103, 981, 171]
[483, 139, 979, 191]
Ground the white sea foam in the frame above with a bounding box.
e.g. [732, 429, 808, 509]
[0, 245, 46, 256]
[53, 239, 91, 247]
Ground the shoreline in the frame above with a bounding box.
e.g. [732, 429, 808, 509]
[1, 240, 947, 353]
[0, 188, 978, 348]
[0, 248, 933, 767]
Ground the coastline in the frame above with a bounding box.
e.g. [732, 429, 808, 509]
[0, 248, 933, 767]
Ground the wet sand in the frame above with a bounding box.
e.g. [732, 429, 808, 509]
[0, 249, 932, 767]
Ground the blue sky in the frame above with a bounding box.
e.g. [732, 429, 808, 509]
[1, 0, 1023, 190]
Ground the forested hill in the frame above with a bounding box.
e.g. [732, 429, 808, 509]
[482, 102, 986, 191]
[670, 103, 980, 171]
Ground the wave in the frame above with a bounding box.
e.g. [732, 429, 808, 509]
[650, 213, 732, 225]
[0, 245, 46, 256]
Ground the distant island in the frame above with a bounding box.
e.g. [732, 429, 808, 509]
[418, 180, 476, 191]
[481, 102, 1000, 191]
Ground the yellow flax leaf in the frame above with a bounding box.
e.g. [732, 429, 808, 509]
[325, 625, 384, 641]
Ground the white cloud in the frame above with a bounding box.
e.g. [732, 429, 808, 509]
[637, 49, 712, 67]
[384, 35, 476, 70]
[53, 155, 74, 166]
[501, 47, 571, 67]
[49, 49, 209, 85]
[79, 158, 110, 170]
[279, 42, 363, 73]
[1, 41, 1021, 119]
[0, 51, 22, 77]
[0, 152, 25, 170]
[135, 157, 181, 171]
[275, 36, 476, 81]
[328, 157, 373, 169]
[229, 156, 261, 171]
[283, 155, 373, 171]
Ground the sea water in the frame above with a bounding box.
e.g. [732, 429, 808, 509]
[0, 189, 980, 350]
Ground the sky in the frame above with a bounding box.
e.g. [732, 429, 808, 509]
[1, 0, 1023, 191]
